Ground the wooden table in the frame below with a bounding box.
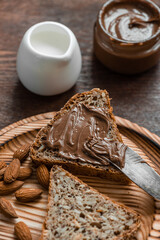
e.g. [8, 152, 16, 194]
[0, 0, 160, 136]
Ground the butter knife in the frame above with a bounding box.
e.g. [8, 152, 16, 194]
[109, 147, 160, 200]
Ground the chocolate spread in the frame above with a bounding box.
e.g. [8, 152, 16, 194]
[94, 0, 160, 74]
[102, 1, 159, 42]
[46, 104, 127, 168]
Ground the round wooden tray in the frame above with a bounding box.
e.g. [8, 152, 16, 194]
[0, 112, 160, 240]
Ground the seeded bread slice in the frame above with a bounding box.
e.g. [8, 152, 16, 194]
[30, 88, 128, 183]
[41, 166, 140, 240]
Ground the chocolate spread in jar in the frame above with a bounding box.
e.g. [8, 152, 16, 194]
[102, 1, 159, 42]
[46, 104, 127, 168]
[94, 0, 160, 74]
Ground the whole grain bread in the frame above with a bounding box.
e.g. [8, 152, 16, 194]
[30, 88, 128, 183]
[41, 166, 140, 240]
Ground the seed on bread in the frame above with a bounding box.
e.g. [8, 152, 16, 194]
[0, 197, 18, 218]
[17, 167, 32, 180]
[4, 159, 20, 183]
[13, 143, 30, 161]
[14, 221, 32, 240]
[0, 180, 24, 195]
[36, 164, 49, 189]
[15, 188, 43, 202]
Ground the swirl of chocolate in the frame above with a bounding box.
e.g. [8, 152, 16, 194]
[46, 103, 126, 168]
[102, 1, 160, 42]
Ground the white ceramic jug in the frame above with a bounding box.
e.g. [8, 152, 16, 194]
[17, 22, 82, 96]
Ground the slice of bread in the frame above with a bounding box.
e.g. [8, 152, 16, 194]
[30, 88, 128, 183]
[41, 166, 140, 240]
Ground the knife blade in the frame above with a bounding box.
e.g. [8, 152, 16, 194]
[87, 136, 160, 199]
[110, 147, 160, 200]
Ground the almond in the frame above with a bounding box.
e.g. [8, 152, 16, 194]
[0, 197, 18, 218]
[15, 188, 43, 202]
[0, 161, 7, 170]
[36, 164, 50, 189]
[0, 167, 7, 180]
[17, 167, 32, 180]
[13, 143, 30, 161]
[0, 180, 24, 195]
[14, 221, 32, 240]
[4, 158, 20, 183]
[0, 161, 7, 180]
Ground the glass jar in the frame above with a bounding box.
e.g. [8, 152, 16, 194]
[94, 0, 160, 74]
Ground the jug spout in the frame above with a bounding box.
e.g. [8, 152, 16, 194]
[27, 21, 76, 61]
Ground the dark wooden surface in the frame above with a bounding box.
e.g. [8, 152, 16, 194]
[0, 0, 160, 136]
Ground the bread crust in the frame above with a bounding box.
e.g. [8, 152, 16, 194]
[30, 88, 129, 183]
[41, 166, 140, 240]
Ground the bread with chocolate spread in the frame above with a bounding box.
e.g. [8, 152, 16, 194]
[30, 88, 129, 183]
[41, 165, 140, 240]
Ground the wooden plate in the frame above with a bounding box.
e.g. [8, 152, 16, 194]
[0, 112, 160, 240]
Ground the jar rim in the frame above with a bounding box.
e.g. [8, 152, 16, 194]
[98, 0, 160, 45]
